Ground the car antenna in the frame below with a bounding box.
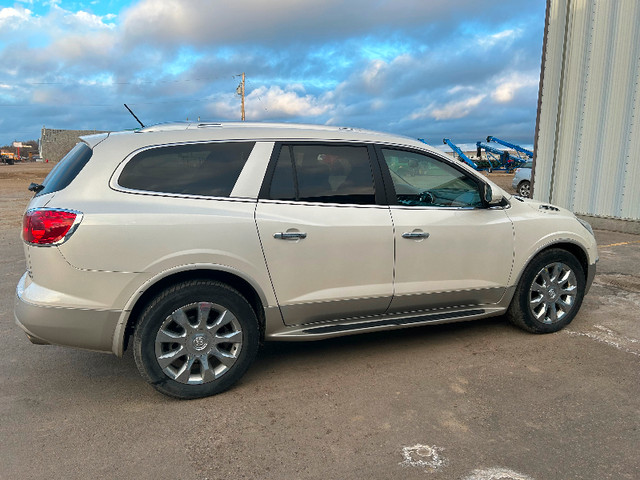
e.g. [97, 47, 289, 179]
[124, 103, 145, 128]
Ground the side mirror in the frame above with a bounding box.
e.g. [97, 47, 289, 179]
[482, 183, 504, 206]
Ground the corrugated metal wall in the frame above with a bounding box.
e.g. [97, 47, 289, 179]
[534, 0, 640, 221]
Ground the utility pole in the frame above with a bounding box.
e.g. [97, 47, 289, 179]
[236, 72, 245, 121]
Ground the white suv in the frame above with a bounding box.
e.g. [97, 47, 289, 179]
[15, 122, 598, 398]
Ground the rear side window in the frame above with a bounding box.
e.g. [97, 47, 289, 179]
[118, 142, 256, 197]
[36, 143, 93, 197]
[268, 144, 376, 205]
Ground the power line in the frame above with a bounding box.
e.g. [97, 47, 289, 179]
[246, 79, 269, 112]
[2, 74, 239, 87]
[0, 96, 222, 108]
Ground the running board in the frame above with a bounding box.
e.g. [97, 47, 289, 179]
[265, 307, 499, 341]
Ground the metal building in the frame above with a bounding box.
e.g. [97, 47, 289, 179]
[534, 0, 640, 233]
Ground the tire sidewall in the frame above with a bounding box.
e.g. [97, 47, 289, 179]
[134, 281, 259, 399]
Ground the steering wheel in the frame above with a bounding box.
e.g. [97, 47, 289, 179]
[418, 190, 435, 205]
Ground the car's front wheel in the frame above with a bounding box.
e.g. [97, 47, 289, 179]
[507, 249, 585, 333]
[517, 180, 531, 197]
[133, 280, 259, 399]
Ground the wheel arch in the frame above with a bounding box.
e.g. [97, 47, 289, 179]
[506, 241, 589, 333]
[115, 266, 268, 356]
[514, 240, 589, 290]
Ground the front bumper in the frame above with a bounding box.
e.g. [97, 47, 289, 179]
[585, 261, 597, 296]
[14, 272, 119, 354]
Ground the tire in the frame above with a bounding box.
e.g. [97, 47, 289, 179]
[517, 180, 531, 197]
[506, 249, 585, 333]
[133, 280, 259, 399]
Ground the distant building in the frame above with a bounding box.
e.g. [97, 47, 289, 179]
[40, 127, 108, 163]
[534, 0, 640, 233]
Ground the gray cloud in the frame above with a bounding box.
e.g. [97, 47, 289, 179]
[0, 0, 544, 146]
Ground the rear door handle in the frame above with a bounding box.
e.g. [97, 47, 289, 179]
[402, 232, 430, 239]
[274, 232, 307, 240]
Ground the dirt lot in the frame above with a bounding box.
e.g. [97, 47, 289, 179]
[0, 162, 55, 228]
[1, 162, 638, 480]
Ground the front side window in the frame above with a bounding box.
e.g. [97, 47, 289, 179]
[268, 144, 376, 205]
[382, 149, 482, 208]
[118, 142, 255, 197]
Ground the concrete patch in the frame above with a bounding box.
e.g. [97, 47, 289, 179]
[594, 273, 640, 293]
[462, 467, 534, 480]
[565, 324, 640, 357]
[399, 444, 447, 472]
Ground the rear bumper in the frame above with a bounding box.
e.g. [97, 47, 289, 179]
[14, 272, 119, 354]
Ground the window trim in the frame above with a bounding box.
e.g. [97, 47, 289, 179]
[373, 145, 489, 209]
[258, 141, 387, 206]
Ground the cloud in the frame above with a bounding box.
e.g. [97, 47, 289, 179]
[477, 28, 522, 48]
[47, 31, 116, 62]
[119, 0, 536, 49]
[491, 72, 539, 103]
[66, 10, 116, 30]
[204, 85, 333, 121]
[413, 94, 487, 121]
[0, 0, 545, 146]
[0, 7, 33, 31]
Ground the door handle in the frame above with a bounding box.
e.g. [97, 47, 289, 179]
[402, 231, 430, 239]
[274, 232, 307, 240]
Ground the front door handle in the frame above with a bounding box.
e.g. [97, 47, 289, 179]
[274, 232, 307, 240]
[402, 231, 430, 239]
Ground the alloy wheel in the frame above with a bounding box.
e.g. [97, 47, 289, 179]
[528, 262, 578, 324]
[154, 302, 243, 384]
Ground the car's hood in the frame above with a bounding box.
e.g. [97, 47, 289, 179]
[512, 196, 575, 218]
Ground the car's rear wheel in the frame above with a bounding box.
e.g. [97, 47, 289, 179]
[507, 249, 585, 333]
[133, 280, 259, 399]
[517, 180, 531, 197]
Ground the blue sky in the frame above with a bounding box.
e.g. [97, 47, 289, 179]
[0, 1, 545, 148]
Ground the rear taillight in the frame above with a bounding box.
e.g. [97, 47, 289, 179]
[23, 209, 80, 245]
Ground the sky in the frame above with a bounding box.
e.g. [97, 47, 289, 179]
[0, 0, 545, 149]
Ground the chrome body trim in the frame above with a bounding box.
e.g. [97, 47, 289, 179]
[273, 232, 307, 240]
[387, 287, 506, 314]
[265, 305, 506, 341]
[276, 296, 393, 326]
[401, 231, 430, 239]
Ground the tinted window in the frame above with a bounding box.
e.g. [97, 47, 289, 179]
[36, 143, 93, 197]
[269, 144, 375, 205]
[269, 145, 296, 201]
[382, 149, 482, 208]
[119, 142, 255, 197]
